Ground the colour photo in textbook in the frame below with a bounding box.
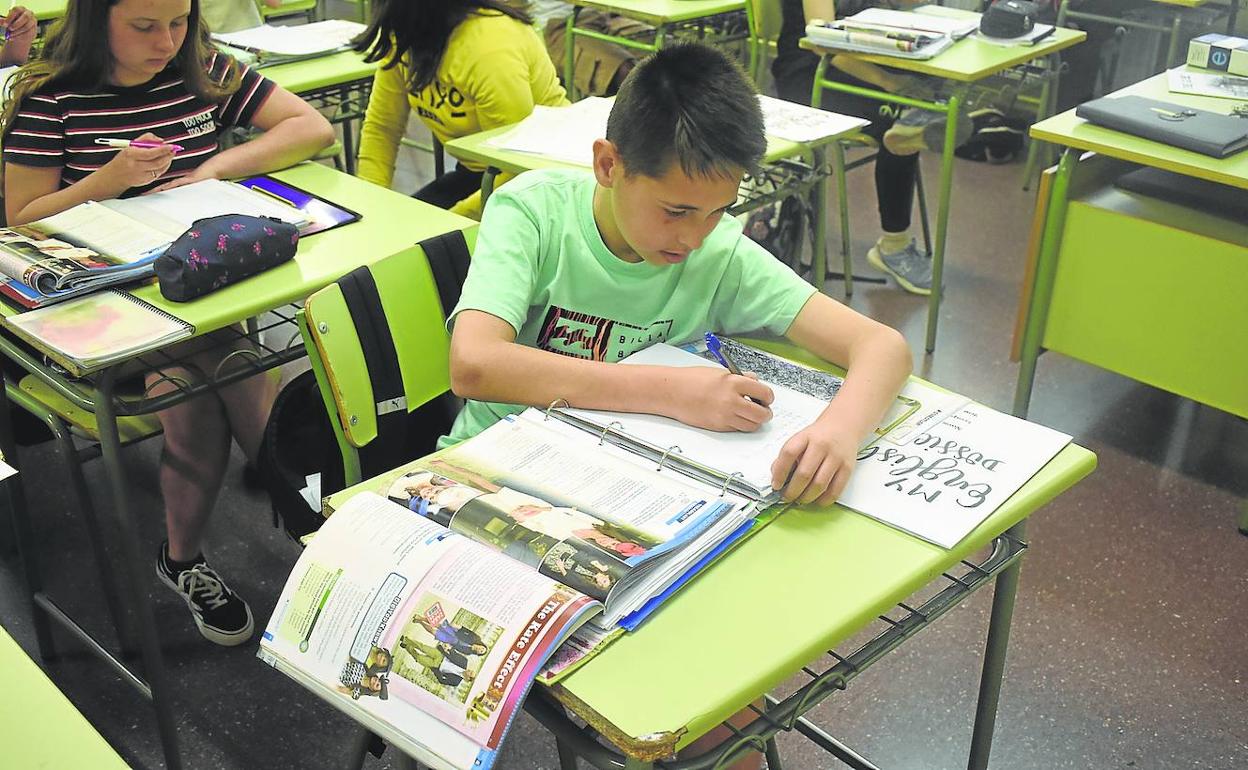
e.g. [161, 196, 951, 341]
[259, 492, 600, 770]
[387, 469, 635, 602]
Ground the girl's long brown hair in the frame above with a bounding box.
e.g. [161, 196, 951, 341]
[2, 0, 240, 138]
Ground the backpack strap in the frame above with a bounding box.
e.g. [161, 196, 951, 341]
[420, 229, 471, 318]
[337, 265, 408, 476]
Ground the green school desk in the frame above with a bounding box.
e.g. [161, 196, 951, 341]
[1013, 72, 1248, 421]
[23, 0, 66, 23]
[261, 51, 378, 176]
[443, 116, 867, 294]
[0, 162, 475, 770]
[561, 0, 757, 100]
[0, 625, 130, 769]
[323, 341, 1097, 770]
[802, 23, 1085, 353]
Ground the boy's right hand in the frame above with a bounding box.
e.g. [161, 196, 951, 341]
[99, 133, 176, 191]
[665, 367, 774, 432]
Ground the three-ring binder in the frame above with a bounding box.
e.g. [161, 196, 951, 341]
[544, 398, 569, 420]
[657, 445, 683, 472]
[599, 421, 624, 446]
[718, 472, 744, 497]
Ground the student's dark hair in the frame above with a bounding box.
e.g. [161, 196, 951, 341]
[353, 0, 532, 94]
[606, 43, 765, 180]
[1, 0, 238, 137]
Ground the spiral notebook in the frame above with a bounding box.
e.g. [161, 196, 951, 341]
[3, 289, 193, 377]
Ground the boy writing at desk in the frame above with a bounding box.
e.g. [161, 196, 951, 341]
[444, 43, 910, 762]
[445, 41, 910, 508]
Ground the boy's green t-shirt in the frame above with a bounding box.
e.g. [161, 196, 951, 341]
[442, 168, 817, 447]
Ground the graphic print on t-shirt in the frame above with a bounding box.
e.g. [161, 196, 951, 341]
[537, 306, 672, 361]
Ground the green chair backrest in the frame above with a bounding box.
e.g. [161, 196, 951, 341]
[299, 225, 477, 486]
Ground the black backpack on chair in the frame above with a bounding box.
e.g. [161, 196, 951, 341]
[256, 230, 471, 542]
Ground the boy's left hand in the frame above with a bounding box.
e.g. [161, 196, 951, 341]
[770, 422, 859, 506]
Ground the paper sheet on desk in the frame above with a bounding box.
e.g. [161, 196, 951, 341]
[213, 20, 366, 57]
[487, 98, 612, 167]
[1167, 66, 1248, 100]
[838, 404, 1071, 549]
[758, 95, 869, 142]
[104, 179, 310, 234]
[488, 95, 871, 165]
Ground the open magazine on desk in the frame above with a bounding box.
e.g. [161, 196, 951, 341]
[0, 177, 355, 308]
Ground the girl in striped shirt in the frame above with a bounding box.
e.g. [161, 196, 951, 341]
[1, 0, 334, 647]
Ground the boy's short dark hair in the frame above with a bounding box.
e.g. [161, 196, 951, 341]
[606, 43, 765, 180]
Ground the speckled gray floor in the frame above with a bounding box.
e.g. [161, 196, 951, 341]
[1, 14, 1246, 770]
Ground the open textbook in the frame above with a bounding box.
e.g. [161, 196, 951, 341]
[258, 491, 600, 770]
[367, 410, 763, 632]
[0, 179, 308, 307]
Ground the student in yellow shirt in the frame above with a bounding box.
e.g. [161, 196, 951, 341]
[353, 0, 569, 218]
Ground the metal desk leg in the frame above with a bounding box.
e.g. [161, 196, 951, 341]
[967, 519, 1028, 770]
[480, 167, 499, 206]
[1021, 52, 1061, 191]
[564, 10, 580, 101]
[0, 388, 57, 661]
[833, 141, 853, 296]
[1161, 13, 1184, 71]
[95, 370, 184, 770]
[1012, 148, 1078, 419]
[339, 85, 359, 177]
[924, 90, 963, 354]
[811, 144, 830, 294]
[555, 737, 578, 770]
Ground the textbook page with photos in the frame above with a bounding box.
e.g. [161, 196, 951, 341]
[372, 412, 762, 633]
[258, 491, 600, 770]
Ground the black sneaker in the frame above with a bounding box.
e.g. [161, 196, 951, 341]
[156, 543, 254, 646]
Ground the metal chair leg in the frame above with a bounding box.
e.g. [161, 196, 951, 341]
[915, 164, 933, 258]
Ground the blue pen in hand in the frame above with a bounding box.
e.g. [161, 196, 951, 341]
[704, 332, 766, 407]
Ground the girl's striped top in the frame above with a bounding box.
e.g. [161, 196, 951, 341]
[3, 52, 276, 196]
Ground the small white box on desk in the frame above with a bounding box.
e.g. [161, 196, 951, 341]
[1186, 33, 1248, 72]
[1230, 47, 1248, 77]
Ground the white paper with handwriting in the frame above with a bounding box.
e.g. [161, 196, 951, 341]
[838, 404, 1071, 548]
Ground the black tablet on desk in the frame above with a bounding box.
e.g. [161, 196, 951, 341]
[238, 175, 362, 237]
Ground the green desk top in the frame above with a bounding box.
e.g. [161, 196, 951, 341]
[0, 625, 130, 769]
[322, 340, 1097, 757]
[1030, 73, 1248, 190]
[0, 164, 473, 338]
[443, 105, 859, 176]
[260, 50, 377, 94]
[24, 0, 66, 22]
[566, 0, 745, 25]
[801, 26, 1085, 82]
